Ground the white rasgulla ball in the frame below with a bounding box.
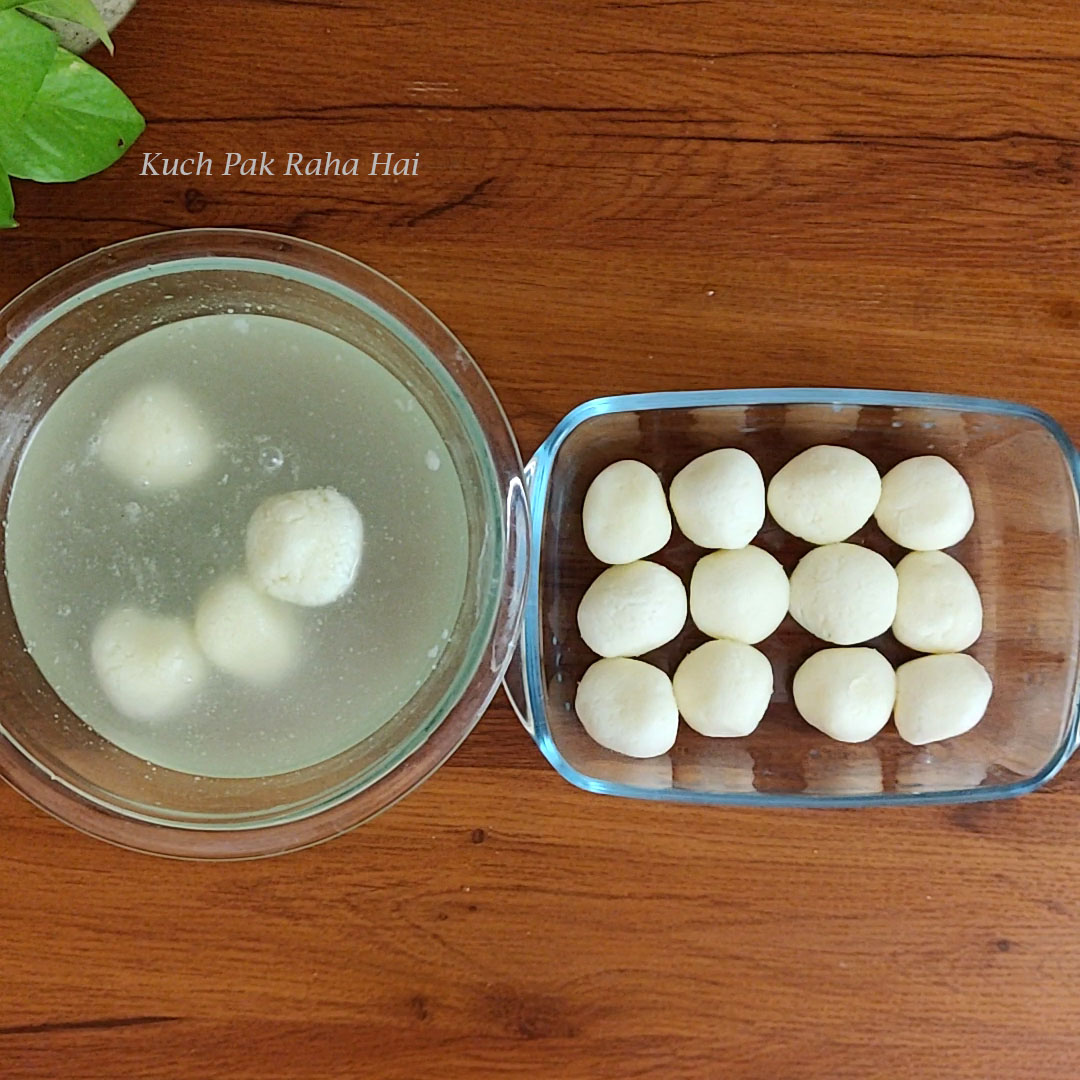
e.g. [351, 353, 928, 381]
[875, 456, 974, 550]
[575, 657, 679, 758]
[582, 460, 671, 564]
[99, 383, 214, 490]
[246, 487, 363, 606]
[91, 607, 207, 721]
[577, 560, 687, 658]
[894, 653, 992, 745]
[673, 639, 773, 737]
[195, 576, 301, 686]
[767, 445, 881, 544]
[893, 550, 983, 653]
[793, 647, 896, 743]
[669, 448, 765, 548]
[689, 546, 789, 644]
[788, 543, 898, 644]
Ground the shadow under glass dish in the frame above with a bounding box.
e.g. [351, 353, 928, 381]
[513, 390, 1080, 807]
[0, 230, 527, 858]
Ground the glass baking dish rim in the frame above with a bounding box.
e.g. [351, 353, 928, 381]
[519, 386, 1080, 808]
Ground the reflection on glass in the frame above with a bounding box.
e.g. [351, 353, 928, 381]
[896, 746, 988, 794]
[804, 742, 883, 796]
[672, 742, 755, 794]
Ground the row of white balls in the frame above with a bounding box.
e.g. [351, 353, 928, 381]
[578, 543, 982, 659]
[582, 445, 974, 564]
[576, 647, 993, 759]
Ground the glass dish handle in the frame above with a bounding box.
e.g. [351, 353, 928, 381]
[502, 459, 535, 736]
[503, 647, 534, 736]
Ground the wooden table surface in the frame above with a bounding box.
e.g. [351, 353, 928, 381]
[4, 2, 1080, 1077]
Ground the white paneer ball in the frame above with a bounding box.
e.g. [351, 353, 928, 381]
[246, 487, 363, 607]
[669, 448, 765, 548]
[894, 653, 993, 745]
[893, 550, 983, 653]
[689, 546, 789, 644]
[99, 383, 214, 490]
[575, 657, 679, 758]
[673, 639, 773, 737]
[788, 542, 898, 644]
[767, 445, 881, 544]
[195, 576, 300, 686]
[91, 607, 207, 721]
[793, 647, 896, 743]
[582, 459, 671, 564]
[577, 560, 687, 658]
[875, 456, 974, 550]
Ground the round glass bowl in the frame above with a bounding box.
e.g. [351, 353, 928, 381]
[0, 229, 528, 859]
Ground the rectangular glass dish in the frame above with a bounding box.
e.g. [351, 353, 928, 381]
[506, 389, 1080, 807]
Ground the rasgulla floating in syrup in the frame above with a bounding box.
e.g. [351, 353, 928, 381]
[91, 606, 207, 721]
[195, 575, 301, 686]
[246, 487, 363, 607]
[99, 383, 214, 490]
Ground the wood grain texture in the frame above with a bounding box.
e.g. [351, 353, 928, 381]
[3, 1, 1080, 1076]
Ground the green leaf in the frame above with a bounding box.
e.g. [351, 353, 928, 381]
[13, 0, 114, 53]
[0, 47, 144, 182]
[0, 10, 57, 123]
[0, 166, 15, 228]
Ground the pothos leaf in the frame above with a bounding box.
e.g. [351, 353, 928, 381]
[0, 10, 57, 124]
[13, 0, 114, 53]
[0, 166, 15, 228]
[0, 47, 144, 182]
